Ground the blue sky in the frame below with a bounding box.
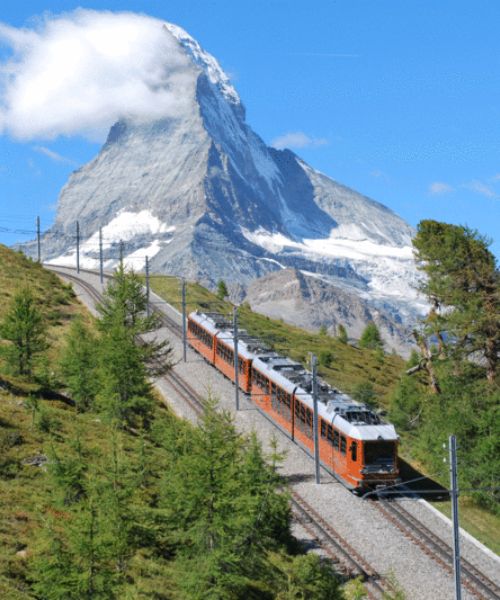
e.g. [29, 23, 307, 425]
[0, 1, 499, 257]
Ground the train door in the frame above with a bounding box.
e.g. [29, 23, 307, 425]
[331, 429, 348, 480]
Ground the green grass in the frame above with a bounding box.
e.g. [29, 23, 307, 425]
[147, 274, 404, 404]
[0, 244, 100, 596]
[429, 499, 500, 555]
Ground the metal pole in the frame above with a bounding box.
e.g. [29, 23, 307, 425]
[449, 435, 462, 600]
[311, 354, 320, 484]
[99, 227, 104, 285]
[145, 256, 150, 317]
[181, 278, 187, 363]
[233, 306, 240, 411]
[76, 221, 80, 273]
[36, 216, 41, 263]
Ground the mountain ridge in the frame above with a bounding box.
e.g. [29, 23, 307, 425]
[22, 20, 424, 351]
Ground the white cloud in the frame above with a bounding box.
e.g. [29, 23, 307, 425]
[464, 180, 497, 199]
[0, 10, 196, 140]
[271, 131, 328, 150]
[428, 181, 454, 195]
[33, 145, 77, 165]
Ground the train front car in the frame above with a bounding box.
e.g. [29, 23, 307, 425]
[319, 394, 400, 493]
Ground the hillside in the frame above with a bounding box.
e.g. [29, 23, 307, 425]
[0, 246, 92, 597]
[0, 247, 344, 599]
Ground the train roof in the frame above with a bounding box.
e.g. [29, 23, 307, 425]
[188, 311, 269, 359]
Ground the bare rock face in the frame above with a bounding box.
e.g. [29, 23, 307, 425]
[244, 269, 410, 355]
[24, 21, 425, 351]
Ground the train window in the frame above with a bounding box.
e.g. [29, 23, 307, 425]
[350, 441, 357, 462]
[254, 371, 269, 392]
[294, 400, 301, 418]
[217, 343, 234, 364]
[333, 429, 339, 449]
[321, 420, 327, 438]
[189, 322, 213, 348]
[340, 436, 347, 455]
[364, 442, 395, 465]
[326, 425, 334, 447]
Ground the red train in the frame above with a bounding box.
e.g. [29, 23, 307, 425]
[188, 311, 400, 493]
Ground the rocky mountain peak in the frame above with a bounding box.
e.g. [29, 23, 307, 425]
[24, 20, 424, 351]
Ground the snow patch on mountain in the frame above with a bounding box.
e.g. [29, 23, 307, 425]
[95, 210, 174, 244]
[46, 210, 174, 270]
[241, 226, 425, 313]
[241, 227, 414, 260]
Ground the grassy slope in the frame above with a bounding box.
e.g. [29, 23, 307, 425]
[0, 248, 177, 597]
[0, 246, 99, 600]
[148, 275, 500, 554]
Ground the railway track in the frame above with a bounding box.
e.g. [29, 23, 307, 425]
[373, 498, 500, 600]
[51, 267, 500, 600]
[50, 266, 393, 599]
[291, 492, 387, 599]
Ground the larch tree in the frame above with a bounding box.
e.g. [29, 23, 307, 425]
[0, 288, 47, 376]
[337, 323, 348, 344]
[59, 317, 98, 412]
[96, 264, 174, 426]
[359, 322, 383, 351]
[216, 279, 228, 300]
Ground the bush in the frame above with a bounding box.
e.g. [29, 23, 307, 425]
[318, 350, 334, 368]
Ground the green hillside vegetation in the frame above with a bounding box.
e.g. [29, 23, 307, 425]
[0, 247, 346, 599]
[390, 222, 500, 550]
[147, 275, 404, 405]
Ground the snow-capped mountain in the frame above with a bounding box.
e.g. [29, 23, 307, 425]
[29, 22, 424, 349]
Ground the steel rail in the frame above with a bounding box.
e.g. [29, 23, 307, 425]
[291, 492, 388, 599]
[374, 499, 500, 600]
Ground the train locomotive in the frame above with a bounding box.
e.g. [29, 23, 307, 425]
[188, 310, 400, 493]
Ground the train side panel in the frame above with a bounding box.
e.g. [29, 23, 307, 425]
[214, 337, 252, 393]
[187, 318, 216, 363]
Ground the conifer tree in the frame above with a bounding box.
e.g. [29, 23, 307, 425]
[96, 264, 174, 426]
[32, 520, 78, 600]
[359, 322, 383, 350]
[162, 399, 292, 598]
[0, 288, 47, 376]
[337, 323, 348, 344]
[60, 317, 98, 411]
[216, 279, 228, 300]
[413, 220, 499, 382]
[270, 552, 342, 599]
